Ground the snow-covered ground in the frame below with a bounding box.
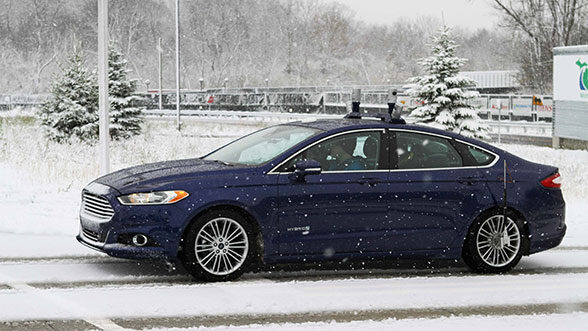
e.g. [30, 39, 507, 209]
[1, 114, 587, 329]
[0, 249, 588, 329]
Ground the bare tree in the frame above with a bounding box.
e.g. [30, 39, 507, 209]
[492, 0, 588, 92]
[0, 0, 524, 93]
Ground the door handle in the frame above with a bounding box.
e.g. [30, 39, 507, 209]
[357, 178, 380, 187]
[457, 176, 484, 185]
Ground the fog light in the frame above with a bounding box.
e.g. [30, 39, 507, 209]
[132, 234, 148, 247]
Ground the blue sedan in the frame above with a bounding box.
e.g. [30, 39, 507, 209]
[77, 115, 566, 281]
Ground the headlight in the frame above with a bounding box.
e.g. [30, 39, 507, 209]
[117, 190, 189, 205]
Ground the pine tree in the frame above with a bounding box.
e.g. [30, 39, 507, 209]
[406, 26, 488, 139]
[39, 49, 98, 143]
[40, 45, 143, 144]
[106, 45, 143, 140]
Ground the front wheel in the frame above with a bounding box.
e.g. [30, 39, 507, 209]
[463, 212, 524, 273]
[181, 210, 254, 282]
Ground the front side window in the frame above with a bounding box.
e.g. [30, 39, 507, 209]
[395, 132, 462, 169]
[281, 131, 382, 172]
[204, 125, 321, 166]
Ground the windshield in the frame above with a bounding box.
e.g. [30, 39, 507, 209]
[203, 125, 322, 166]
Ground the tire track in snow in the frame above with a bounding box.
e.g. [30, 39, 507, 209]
[3, 264, 588, 291]
[2, 248, 588, 290]
[3, 302, 587, 330]
[112, 302, 588, 329]
[0, 244, 584, 264]
[2, 270, 588, 327]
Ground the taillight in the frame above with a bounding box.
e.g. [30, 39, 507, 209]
[540, 173, 562, 189]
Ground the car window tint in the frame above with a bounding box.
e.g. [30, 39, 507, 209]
[282, 131, 382, 172]
[395, 132, 462, 169]
[466, 145, 495, 166]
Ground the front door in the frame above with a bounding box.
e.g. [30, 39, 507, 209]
[274, 129, 391, 256]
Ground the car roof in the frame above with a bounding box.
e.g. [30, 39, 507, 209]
[289, 118, 443, 135]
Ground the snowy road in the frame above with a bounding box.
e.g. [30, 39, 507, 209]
[1, 248, 588, 330]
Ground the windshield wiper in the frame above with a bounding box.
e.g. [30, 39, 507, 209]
[212, 160, 235, 166]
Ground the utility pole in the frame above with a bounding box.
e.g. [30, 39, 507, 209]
[497, 100, 502, 144]
[158, 38, 163, 112]
[98, 0, 109, 175]
[175, 0, 181, 131]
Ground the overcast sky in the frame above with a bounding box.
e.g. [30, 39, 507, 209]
[324, 0, 499, 30]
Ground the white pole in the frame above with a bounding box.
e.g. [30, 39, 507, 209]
[175, 0, 181, 131]
[158, 37, 163, 112]
[498, 100, 502, 144]
[98, 0, 110, 175]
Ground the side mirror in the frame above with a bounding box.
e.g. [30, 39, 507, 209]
[288, 159, 322, 182]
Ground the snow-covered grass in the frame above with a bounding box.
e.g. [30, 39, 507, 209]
[0, 115, 262, 191]
[0, 115, 262, 239]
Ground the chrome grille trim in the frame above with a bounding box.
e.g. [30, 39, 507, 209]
[82, 192, 115, 219]
[82, 228, 100, 242]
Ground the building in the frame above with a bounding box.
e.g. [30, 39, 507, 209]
[552, 45, 588, 149]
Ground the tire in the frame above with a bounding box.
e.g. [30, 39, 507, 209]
[463, 211, 524, 273]
[181, 209, 255, 282]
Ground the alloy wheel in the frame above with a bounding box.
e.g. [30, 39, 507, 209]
[476, 215, 521, 267]
[195, 217, 249, 276]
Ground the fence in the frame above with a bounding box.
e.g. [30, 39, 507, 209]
[136, 89, 554, 122]
[0, 88, 553, 122]
[0, 94, 49, 111]
[143, 109, 553, 146]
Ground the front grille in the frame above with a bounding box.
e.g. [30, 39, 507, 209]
[82, 228, 100, 242]
[82, 192, 115, 219]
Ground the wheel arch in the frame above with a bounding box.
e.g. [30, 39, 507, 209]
[461, 205, 531, 258]
[177, 203, 264, 260]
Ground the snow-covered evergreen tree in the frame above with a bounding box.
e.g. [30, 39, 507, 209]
[406, 26, 488, 139]
[39, 49, 98, 143]
[40, 45, 142, 143]
[106, 45, 143, 140]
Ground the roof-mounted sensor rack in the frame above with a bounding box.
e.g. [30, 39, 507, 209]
[344, 88, 406, 124]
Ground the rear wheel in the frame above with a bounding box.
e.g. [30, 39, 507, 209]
[463, 212, 523, 273]
[181, 210, 254, 282]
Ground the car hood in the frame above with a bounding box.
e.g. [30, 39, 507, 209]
[93, 158, 236, 192]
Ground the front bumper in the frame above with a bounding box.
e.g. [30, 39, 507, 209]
[76, 233, 169, 259]
[77, 182, 188, 260]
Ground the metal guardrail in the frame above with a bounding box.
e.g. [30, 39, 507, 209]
[1, 90, 554, 120]
[144, 109, 553, 137]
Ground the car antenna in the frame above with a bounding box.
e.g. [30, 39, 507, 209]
[502, 159, 508, 223]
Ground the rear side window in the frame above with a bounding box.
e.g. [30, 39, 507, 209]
[466, 145, 495, 166]
[395, 132, 462, 169]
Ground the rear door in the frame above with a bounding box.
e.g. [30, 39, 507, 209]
[386, 130, 492, 253]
